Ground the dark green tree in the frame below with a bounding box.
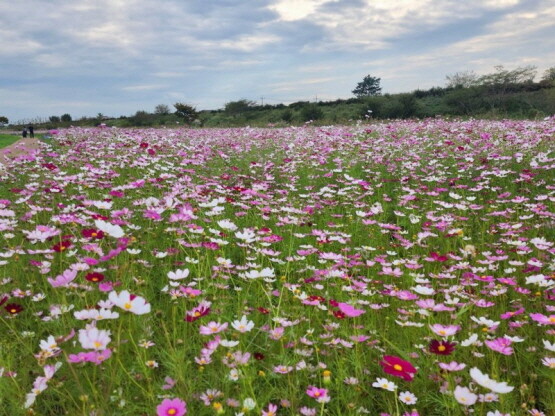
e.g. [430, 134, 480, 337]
[352, 75, 382, 97]
[542, 66, 555, 82]
[61, 113, 72, 122]
[0, 116, 8, 125]
[300, 104, 324, 122]
[49, 116, 61, 123]
[224, 99, 257, 117]
[155, 104, 171, 115]
[174, 103, 198, 124]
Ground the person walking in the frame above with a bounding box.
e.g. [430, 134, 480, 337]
[22, 127, 28, 138]
[28, 125, 34, 138]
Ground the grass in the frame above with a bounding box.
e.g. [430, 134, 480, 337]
[0, 120, 554, 416]
[0, 133, 20, 148]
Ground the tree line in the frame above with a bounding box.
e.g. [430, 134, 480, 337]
[3, 65, 554, 129]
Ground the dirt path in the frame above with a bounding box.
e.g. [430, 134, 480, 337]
[0, 138, 42, 166]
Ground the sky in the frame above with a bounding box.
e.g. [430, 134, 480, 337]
[1, 0, 554, 122]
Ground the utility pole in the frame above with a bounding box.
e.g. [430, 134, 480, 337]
[260, 96, 264, 106]
[314, 95, 318, 103]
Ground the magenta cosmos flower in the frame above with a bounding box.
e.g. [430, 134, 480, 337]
[156, 398, 187, 416]
[379, 355, 417, 381]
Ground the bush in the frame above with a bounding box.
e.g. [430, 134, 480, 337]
[300, 104, 324, 122]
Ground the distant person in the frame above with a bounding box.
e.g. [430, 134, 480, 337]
[28, 125, 34, 138]
[22, 128, 28, 138]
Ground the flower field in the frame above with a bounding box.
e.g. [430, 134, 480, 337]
[0, 119, 554, 416]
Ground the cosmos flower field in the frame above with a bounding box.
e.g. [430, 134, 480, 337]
[0, 119, 554, 416]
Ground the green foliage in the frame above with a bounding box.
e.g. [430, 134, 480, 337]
[60, 113, 72, 122]
[224, 99, 257, 117]
[352, 74, 382, 97]
[174, 103, 198, 124]
[280, 109, 293, 123]
[542, 66, 555, 82]
[0, 116, 8, 125]
[154, 104, 171, 115]
[129, 111, 151, 126]
[445, 70, 479, 88]
[49, 116, 60, 123]
[300, 104, 324, 121]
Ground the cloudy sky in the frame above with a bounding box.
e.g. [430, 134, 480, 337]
[1, 0, 554, 122]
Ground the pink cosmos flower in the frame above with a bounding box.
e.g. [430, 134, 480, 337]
[156, 398, 187, 416]
[485, 338, 514, 355]
[337, 302, 365, 317]
[261, 403, 278, 416]
[199, 321, 228, 335]
[430, 324, 461, 337]
[438, 361, 466, 372]
[379, 355, 417, 381]
[47, 269, 78, 288]
[306, 386, 330, 403]
[530, 313, 555, 325]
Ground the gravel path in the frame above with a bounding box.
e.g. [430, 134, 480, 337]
[0, 138, 41, 165]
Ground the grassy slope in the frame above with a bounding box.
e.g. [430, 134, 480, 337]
[0, 134, 20, 148]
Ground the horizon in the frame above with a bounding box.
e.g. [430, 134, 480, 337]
[1, 0, 554, 123]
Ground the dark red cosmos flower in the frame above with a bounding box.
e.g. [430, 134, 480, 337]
[333, 310, 346, 319]
[0, 295, 8, 306]
[53, 240, 72, 252]
[139, 142, 149, 148]
[254, 352, 265, 360]
[91, 214, 109, 220]
[379, 355, 417, 381]
[257, 307, 270, 314]
[85, 272, 105, 283]
[429, 340, 456, 355]
[5, 303, 23, 315]
[82, 229, 105, 239]
[185, 305, 211, 322]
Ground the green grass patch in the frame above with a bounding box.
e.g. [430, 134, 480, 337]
[0, 133, 20, 149]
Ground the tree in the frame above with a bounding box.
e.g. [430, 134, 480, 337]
[0, 116, 8, 126]
[61, 113, 72, 122]
[479, 65, 537, 87]
[174, 103, 198, 124]
[49, 116, 60, 123]
[300, 104, 324, 122]
[445, 70, 479, 88]
[130, 111, 151, 126]
[541, 66, 555, 82]
[224, 99, 257, 117]
[155, 104, 171, 115]
[352, 75, 382, 97]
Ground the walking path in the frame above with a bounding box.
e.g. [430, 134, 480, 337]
[0, 138, 41, 166]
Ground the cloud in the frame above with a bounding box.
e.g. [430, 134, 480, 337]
[0, 0, 553, 121]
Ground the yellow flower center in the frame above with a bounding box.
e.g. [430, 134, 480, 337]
[168, 409, 177, 415]
[94, 341, 103, 348]
[124, 302, 132, 309]
[393, 364, 403, 371]
[549, 317, 555, 323]
[439, 330, 446, 335]
[438, 345, 446, 352]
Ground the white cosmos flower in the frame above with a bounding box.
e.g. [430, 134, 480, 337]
[108, 290, 151, 315]
[168, 269, 190, 280]
[469, 368, 514, 393]
[217, 219, 237, 230]
[398, 391, 417, 404]
[543, 339, 555, 352]
[454, 386, 477, 406]
[78, 327, 111, 350]
[372, 377, 397, 391]
[231, 315, 255, 333]
[94, 220, 124, 238]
